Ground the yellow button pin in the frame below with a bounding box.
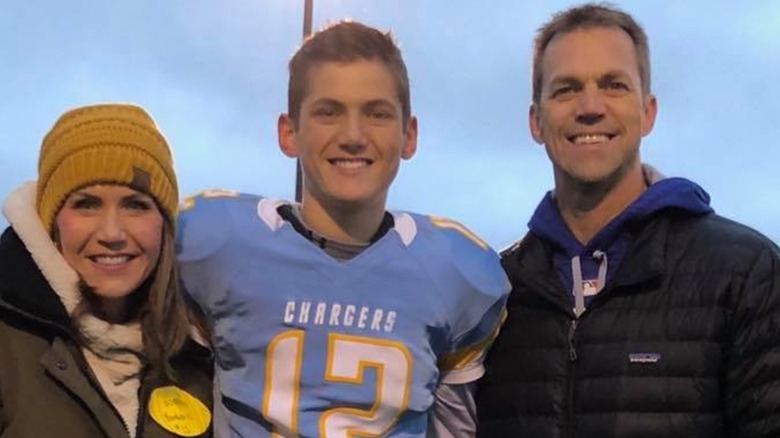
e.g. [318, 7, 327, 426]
[149, 386, 211, 437]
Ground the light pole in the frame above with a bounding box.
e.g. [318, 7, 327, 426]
[302, 0, 313, 39]
[295, 0, 313, 203]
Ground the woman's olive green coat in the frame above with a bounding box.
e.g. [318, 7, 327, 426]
[0, 228, 214, 437]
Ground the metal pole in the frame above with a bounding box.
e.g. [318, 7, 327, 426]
[295, 0, 313, 203]
[302, 0, 313, 39]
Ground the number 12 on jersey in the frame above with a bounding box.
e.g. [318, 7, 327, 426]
[262, 331, 414, 437]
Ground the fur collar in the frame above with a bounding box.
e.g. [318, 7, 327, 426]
[3, 182, 81, 313]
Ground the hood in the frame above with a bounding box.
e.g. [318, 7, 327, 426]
[528, 166, 712, 256]
[0, 182, 79, 326]
[526, 165, 713, 316]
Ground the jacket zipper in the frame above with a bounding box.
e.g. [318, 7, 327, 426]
[568, 319, 578, 361]
[74, 349, 136, 437]
[134, 380, 150, 438]
[566, 318, 578, 438]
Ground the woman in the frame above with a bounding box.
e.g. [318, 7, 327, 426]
[0, 104, 212, 437]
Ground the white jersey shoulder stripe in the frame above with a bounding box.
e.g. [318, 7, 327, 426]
[390, 212, 416, 247]
[257, 198, 294, 231]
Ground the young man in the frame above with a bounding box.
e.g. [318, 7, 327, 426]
[477, 4, 780, 438]
[177, 21, 508, 437]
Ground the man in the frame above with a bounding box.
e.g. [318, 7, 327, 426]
[177, 21, 508, 437]
[477, 4, 780, 438]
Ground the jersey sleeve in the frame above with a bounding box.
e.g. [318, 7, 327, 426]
[427, 381, 478, 437]
[176, 191, 241, 318]
[424, 216, 510, 384]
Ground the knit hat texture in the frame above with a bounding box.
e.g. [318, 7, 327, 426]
[37, 103, 178, 231]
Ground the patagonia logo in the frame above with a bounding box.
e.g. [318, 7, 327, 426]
[629, 353, 661, 364]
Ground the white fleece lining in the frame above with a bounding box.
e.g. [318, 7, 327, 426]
[2, 182, 81, 313]
[3, 181, 144, 436]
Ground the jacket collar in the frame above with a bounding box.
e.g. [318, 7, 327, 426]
[2, 182, 82, 309]
[527, 165, 712, 258]
[505, 214, 670, 314]
[607, 215, 668, 290]
[0, 226, 73, 330]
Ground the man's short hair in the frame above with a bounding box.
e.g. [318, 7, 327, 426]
[287, 20, 411, 128]
[532, 3, 651, 106]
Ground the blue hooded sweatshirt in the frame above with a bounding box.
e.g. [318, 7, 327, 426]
[527, 166, 713, 316]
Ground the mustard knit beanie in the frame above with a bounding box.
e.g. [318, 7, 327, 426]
[37, 103, 178, 232]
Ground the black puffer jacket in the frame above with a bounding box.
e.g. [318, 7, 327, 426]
[477, 210, 780, 437]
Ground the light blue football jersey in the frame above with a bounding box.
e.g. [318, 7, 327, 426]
[176, 192, 509, 437]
